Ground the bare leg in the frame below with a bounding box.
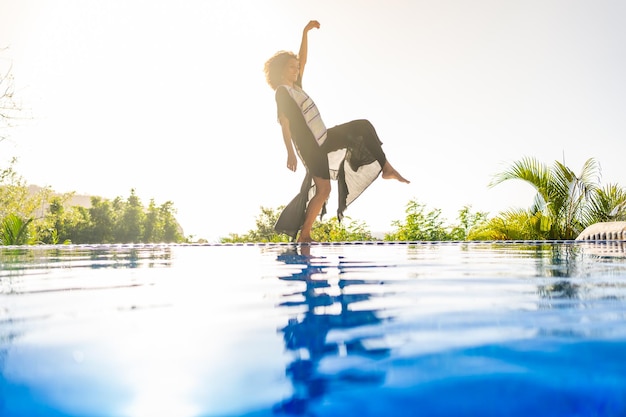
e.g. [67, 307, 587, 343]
[325, 120, 410, 184]
[297, 176, 331, 243]
[382, 161, 410, 183]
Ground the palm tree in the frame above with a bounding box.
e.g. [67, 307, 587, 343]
[489, 157, 602, 240]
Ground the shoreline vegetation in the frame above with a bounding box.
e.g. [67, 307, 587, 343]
[2, 157, 626, 246]
[222, 157, 626, 244]
[1, 161, 185, 245]
[2, 65, 626, 245]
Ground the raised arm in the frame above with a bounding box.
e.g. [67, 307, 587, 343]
[298, 20, 320, 81]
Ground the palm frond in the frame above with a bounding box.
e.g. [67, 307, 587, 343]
[548, 158, 601, 238]
[584, 183, 626, 224]
[0, 214, 33, 245]
[488, 156, 608, 239]
[581, 158, 601, 182]
[489, 157, 550, 192]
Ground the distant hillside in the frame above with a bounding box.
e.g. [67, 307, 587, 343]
[28, 185, 93, 208]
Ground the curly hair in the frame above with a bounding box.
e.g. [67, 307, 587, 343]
[264, 50, 298, 90]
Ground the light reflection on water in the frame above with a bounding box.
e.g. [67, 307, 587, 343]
[1, 242, 626, 417]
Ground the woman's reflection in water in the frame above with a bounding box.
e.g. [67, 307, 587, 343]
[273, 245, 391, 415]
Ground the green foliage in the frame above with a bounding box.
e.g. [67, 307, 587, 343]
[385, 200, 449, 241]
[221, 206, 376, 243]
[0, 158, 17, 182]
[468, 209, 546, 240]
[0, 167, 185, 244]
[39, 191, 185, 244]
[88, 197, 115, 243]
[449, 205, 489, 240]
[145, 200, 182, 243]
[488, 157, 626, 239]
[37, 195, 90, 244]
[0, 163, 51, 221]
[312, 216, 375, 242]
[249, 206, 291, 242]
[584, 183, 626, 224]
[385, 200, 488, 241]
[0, 161, 51, 243]
[221, 206, 291, 243]
[2, 64, 185, 245]
[116, 189, 146, 243]
[0, 214, 33, 245]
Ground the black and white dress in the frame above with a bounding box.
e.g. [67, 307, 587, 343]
[274, 77, 388, 239]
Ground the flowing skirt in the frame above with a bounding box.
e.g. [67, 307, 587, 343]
[275, 119, 387, 239]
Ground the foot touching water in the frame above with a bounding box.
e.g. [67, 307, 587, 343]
[297, 235, 317, 243]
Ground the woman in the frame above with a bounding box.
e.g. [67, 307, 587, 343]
[265, 20, 409, 243]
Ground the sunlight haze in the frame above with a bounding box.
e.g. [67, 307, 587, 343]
[2, 0, 625, 241]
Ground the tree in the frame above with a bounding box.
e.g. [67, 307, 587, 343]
[37, 194, 91, 244]
[221, 206, 376, 243]
[449, 205, 489, 240]
[159, 200, 183, 243]
[143, 199, 183, 243]
[312, 216, 375, 242]
[0, 162, 52, 243]
[1, 61, 22, 143]
[88, 197, 115, 243]
[44, 196, 69, 243]
[1, 124, 186, 246]
[489, 157, 624, 240]
[385, 200, 489, 241]
[0, 164, 50, 221]
[115, 189, 145, 243]
[246, 206, 288, 242]
[1, 60, 44, 245]
[221, 206, 291, 243]
[143, 199, 160, 242]
[385, 200, 451, 241]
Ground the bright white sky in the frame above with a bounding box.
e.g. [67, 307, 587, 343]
[1, 0, 625, 241]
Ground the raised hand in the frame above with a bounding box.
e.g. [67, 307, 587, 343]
[304, 20, 320, 32]
[298, 20, 320, 81]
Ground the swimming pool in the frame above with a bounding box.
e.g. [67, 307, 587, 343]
[1, 242, 625, 417]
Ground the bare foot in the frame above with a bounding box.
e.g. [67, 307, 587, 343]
[297, 235, 317, 243]
[382, 162, 410, 183]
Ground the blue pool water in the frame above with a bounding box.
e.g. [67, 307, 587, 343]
[1, 241, 626, 417]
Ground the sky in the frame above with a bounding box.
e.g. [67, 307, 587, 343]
[1, 0, 625, 241]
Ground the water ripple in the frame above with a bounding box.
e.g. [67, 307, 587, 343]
[1, 242, 625, 417]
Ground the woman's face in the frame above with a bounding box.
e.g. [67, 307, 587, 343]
[282, 58, 300, 85]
